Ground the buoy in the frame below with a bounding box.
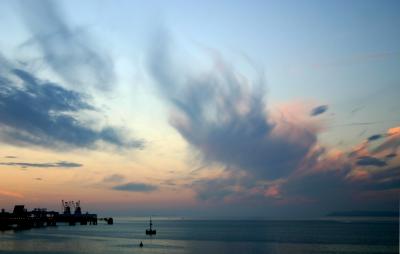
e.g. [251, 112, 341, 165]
[139, 241, 143, 247]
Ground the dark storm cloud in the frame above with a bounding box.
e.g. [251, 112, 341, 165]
[0, 62, 143, 149]
[280, 162, 400, 212]
[367, 134, 383, 142]
[191, 144, 399, 206]
[356, 156, 387, 167]
[112, 182, 158, 192]
[147, 31, 317, 180]
[362, 166, 400, 191]
[283, 166, 352, 206]
[18, 0, 115, 90]
[310, 105, 328, 116]
[0, 161, 82, 168]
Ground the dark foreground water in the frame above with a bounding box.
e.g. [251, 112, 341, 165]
[0, 218, 398, 254]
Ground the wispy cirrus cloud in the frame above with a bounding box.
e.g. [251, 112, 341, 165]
[18, 0, 115, 90]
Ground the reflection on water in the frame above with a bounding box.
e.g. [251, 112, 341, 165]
[0, 218, 397, 254]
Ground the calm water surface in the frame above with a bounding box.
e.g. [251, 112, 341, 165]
[0, 218, 397, 254]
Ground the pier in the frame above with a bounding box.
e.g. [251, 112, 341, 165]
[0, 201, 113, 231]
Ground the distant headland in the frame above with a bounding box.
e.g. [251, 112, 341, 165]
[327, 211, 397, 217]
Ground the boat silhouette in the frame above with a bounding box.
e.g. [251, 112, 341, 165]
[145, 216, 156, 235]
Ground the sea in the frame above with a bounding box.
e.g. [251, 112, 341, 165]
[0, 217, 398, 254]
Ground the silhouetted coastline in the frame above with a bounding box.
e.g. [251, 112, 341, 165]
[327, 211, 398, 217]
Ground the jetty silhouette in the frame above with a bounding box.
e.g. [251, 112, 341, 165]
[0, 200, 113, 231]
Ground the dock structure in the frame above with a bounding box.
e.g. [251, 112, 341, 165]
[57, 200, 98, 225]
[0, 201, 112, 231]
[0, 206, 57, 230]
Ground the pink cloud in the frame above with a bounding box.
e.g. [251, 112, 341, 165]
[264, 185, 281, 198]
[0, 189, 24, 199]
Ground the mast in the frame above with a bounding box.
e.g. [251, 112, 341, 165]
[149, 216, 152, 231]
[145, 215, 156, 235]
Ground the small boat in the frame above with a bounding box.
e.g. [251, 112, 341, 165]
[145, 217, 156, 235]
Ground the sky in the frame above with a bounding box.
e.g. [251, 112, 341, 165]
[0, 0, 399, 218]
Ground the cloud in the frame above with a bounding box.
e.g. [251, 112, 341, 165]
[386, 153, 397, 159]
[280, 131, 400, 210]
[0, 60, 143, 149]
[332, 121, 385, 128]
[280, 170, 398, 213]
[350, 106, 364, 115]
[0, 161, 82, 168]
[148, 31, 317, 180]
[147, 30, 399, 213]
[356, 156, 387, 167]
[282, 166, 351, 208]
[191, 177, 238, 201]
[4, 156, 17, 158]
[112, 182, 158, 192]
[368, 134, 383, 142]
[0, 189, 24, 199]
[103, 174, 125, 183]
[18, 0, 115, 90]
[372, 126, 400, 154]
[361, 166, 400, 191]
[310, 105, 328, 116]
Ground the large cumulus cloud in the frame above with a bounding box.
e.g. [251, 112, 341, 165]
[148, 31, 317, 180]
[147, 31, 400, 213]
